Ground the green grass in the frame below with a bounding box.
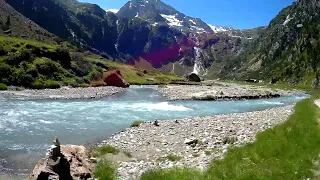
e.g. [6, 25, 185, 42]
[0, 83, 7, 90]
[130, 120, 144, 128]
[0, 36, 182, 89]
[0, 36, 57, 52]
[141, 98, 320, 180]
[88, 57, 183, 85]
[93, 146, 120, 157]
[192, 154, 200, 158]
[93, 159, 117, 180]
[167, 154, 182, 162]
[205, 151, 212, 156]
[141, 167, 204, 180]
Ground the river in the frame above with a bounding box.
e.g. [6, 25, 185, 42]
[0, 86, 306, 179]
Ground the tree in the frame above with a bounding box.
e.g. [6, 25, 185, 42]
[3, 15, 11, 31]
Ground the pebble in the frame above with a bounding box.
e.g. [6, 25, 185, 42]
[100, 105, 294, 180]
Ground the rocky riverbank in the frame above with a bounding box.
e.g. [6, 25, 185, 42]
[156, 82, 303, 101]
[100, 105, 294, 180]
[0, 86, 126, 100]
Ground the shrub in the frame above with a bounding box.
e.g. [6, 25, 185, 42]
[193, 154, 200, 158]
[0, 45, 7, 56]
[222, 136, 238, 145]
[87, 69, 103, 81]
[70, 52, 92, 77]
[54, 47, 71, 67]
[44, 80, 61, 89]
[123, 151, 132, 158]
[36, 59, 60, 75]
[130, 120, 144, 127]
[0, 83, 8, 90]
[0, 63, 12, 78]
[9, 70, 35, 87]
[167, 154, 182, 162]
[93, 160, 116, 180]
[32, 80, 44, 89]
[71, 83, 89, 88]
[34, 80, 61, 89]
[205, 151, 212, 156]
[93, 145, 120, 157]
[5, 50, 33, 66]
[90, 81, 106, 87]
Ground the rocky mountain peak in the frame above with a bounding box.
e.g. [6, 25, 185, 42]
[117, 0, 213, 34]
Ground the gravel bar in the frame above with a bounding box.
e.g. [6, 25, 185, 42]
[101, 105, 294, 180]
[0, 86, 126, 100]
[156, 83, 304, 101]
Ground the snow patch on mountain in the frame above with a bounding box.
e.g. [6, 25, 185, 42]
[106, 9, 119, 13]
[283, 14, 293, 26]
[189, 19, 197, 25]
[160, 14, 183, 27]
[208, 24, 229, 33]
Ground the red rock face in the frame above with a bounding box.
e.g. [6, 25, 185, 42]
[104, 70, 130, 88]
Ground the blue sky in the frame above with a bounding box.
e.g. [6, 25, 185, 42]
[79, 0, 295, 29]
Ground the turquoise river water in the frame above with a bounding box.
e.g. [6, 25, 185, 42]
[0, 86, 306, 178]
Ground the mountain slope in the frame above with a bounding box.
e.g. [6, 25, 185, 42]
[6, 0, 120, 56]
[221, 0, 320, 86]
[0, 0, 55, 42]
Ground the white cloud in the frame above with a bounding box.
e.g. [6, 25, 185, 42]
[105, 9, 119, 13]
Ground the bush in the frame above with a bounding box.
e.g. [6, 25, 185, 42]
[0, 83, 8, 90]
[36, 59, 60, 75]
[0, 63, 12, 78]
[9, 70, 35, 87]
[222, 136, 237, 145]
[71, 83, 89, 88]
[205, 151, 212, 156]
[54, 47, 71, 67]
[33, 80, 61, 89]
[167, 154, 182, 162]
[44, 80, 61, 89]
[5, 50, 33, 66]
[123, 151, 132, 158]
[0, 45, 7, 56]
[90, 81, 106, 87]
[130, 120, 144, 127]
[93, 160, 116, 180]
[70, 52, 92, 77]
[32, 80, 44, 89]
[93, 146, 120, 157]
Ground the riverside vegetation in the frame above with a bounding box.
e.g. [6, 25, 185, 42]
[0, 36, 182, 90]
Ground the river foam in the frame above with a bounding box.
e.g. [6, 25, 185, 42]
[130, 102, 192, 111]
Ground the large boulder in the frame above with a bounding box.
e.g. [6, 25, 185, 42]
[187, 73, 201, 82]
[29, 138, 93, 180]
[104, 70, 130, 88]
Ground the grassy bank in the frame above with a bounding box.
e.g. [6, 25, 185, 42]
[140, 98, 320, 180]
[0, 35, 184, 89]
